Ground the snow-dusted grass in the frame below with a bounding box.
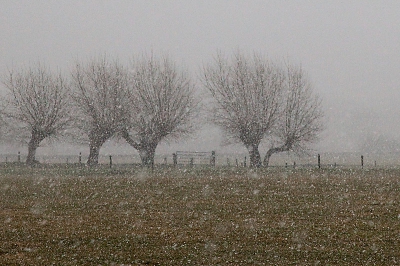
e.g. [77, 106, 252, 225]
[1, 166, 399, 265]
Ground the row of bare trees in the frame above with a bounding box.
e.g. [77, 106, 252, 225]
[0, 52, 323, 167]
[203, 53, 323, 167]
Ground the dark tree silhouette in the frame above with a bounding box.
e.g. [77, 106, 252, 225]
[71, 57, 129, 166]
[263, 64, 324, 166]
[2, 64, 71, 165]
[203, 52, 284, 167]
[122, 55, 198, 166]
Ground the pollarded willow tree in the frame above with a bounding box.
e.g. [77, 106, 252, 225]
[202, 52, 284, 167]
[1, 64, 72, 165]
[263, 64, 324, 166]
[121, 55, 199, 166]
[71, 56, 129, 166]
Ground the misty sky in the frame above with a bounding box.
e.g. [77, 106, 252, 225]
[1, 0, 400, 156]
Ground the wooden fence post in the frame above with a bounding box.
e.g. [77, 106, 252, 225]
[361, 155, 364, 169]
[79, 152, 82, 165]
[211, 151, 216, 167]
[318, 154, 321, 169]
[109, 155, 112, 168]
[293, 161, 296, 169]
[244, 156, 247, 167]
[18, 151, 20, 163]
[173, 153, 177, 167]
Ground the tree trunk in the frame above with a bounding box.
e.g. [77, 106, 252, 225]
[87, 137, 107, 167]
[263, 151, 273, 167]
[87, 144, 100, 167]
[26, 137, 40, 165]
[247, 144, 262, 167]
[121, 131, 158, 168]
[26, 130, 46, 165]
[138, 143, 157, 168]
[263, 145, 288, 167]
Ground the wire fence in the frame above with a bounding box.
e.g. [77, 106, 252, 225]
[2, 150, 400, 169]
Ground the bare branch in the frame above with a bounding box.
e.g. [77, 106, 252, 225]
[1, 63, 72, 164]
[123, 54, 199, 166]
[70, 56, 129, 166]
[202, 52, 284, 167]
[264, 63, 324, 166]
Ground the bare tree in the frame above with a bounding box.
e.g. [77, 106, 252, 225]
[1, 64, 71, 165]
[202, 52, 284, 167]
[71, 57, 129, 166]
[263, 64, 324, 166]
[121, 55, 198, 166]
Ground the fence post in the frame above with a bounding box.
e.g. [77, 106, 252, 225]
[293, 161, 296, 169]
[173, 153, 177, 167]
[18, 151, 20, 163]
[211, 151, 216, 167]
[244, 156, 247, 167]
[190, 157, 194, 167]
[79, 152, 82, 165]
[109, 155, 112, 168]
[236, 158, 238, 167]
[318, 154, 321, 169]
[361, 155, 364, 169]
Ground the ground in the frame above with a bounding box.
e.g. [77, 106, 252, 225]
[1, 165, 399, 265]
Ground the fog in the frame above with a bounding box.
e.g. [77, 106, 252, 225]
[1, 1, 400, 158]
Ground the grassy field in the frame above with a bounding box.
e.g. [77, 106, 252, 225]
[1, 165, 399, 265]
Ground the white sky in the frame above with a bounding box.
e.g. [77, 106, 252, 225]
[1, 0, 400, 156]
